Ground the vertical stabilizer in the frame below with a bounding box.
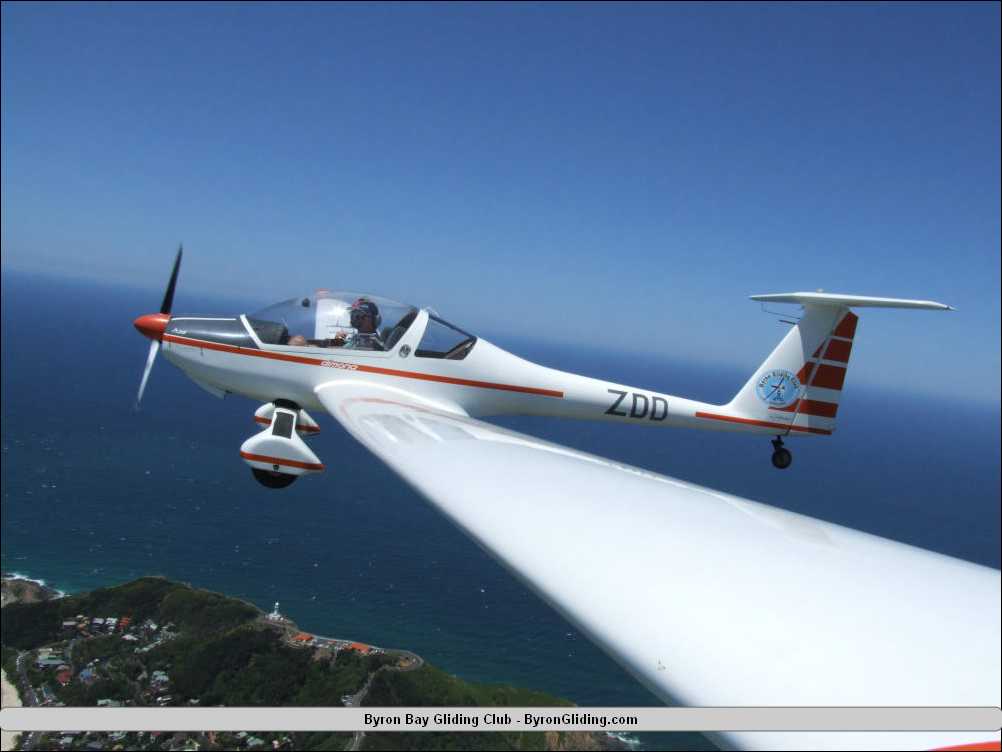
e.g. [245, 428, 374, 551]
[727, 304, 858, 436]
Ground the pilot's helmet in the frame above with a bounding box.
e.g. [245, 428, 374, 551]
[350, 298, 381, 332]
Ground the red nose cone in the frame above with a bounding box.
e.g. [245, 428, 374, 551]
[134, 313, 170, 341]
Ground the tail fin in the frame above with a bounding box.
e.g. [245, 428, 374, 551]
[727, 293, 952, 436]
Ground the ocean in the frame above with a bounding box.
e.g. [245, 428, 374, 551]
[2, 270, 999, 749]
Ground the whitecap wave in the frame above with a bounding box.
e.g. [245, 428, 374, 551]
[3, 571, 67, 598]
[605, 731, 642, 748]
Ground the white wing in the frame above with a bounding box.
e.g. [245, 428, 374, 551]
[315, 381, 1000, 751]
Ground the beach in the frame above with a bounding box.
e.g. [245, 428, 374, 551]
[2, 572, 52, 751]
[1, 668, 21, 752]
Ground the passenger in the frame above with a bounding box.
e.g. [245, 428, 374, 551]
[288, 334, 309, 346]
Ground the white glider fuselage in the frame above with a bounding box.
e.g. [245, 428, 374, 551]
[154, 289, 956, 445]
[137, 288, 954, 470]
[161, 311, 773, 435]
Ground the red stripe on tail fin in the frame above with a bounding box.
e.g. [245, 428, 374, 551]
[833, 311, 858, 339]
[823, 338, 853, 363]
[812, 364, 847, 391]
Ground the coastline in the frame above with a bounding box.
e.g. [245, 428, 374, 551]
[1, 572, 66, 605]
[0, 573, 638, 751]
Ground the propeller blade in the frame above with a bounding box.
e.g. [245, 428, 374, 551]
[136, 339, 160, 408]
[160, 245, 183, 315]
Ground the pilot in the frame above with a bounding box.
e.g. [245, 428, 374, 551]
[347, 298, 384, 350]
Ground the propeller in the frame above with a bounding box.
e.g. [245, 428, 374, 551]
[136, 339, 160, 408]
[134, 246, 183, 408]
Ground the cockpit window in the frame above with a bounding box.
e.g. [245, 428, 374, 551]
[416, 315, 477, 360]
[247, 291, 418, 352]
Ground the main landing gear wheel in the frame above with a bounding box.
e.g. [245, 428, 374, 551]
[252, 467, 297, 489]
[771, 436, 792, 470]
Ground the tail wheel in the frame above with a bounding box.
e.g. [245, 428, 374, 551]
[771, 436, 792, 470]
[251, 468, 297, 489]
[771, 447, 793, 469]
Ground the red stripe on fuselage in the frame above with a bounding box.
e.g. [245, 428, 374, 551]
[163, 334, 564, 399]
[695, 411, 832, 435]
[239, 451, 325, 471]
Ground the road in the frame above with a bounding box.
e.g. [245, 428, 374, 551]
[12, 652, 38, 750]
[347, 651, 424, 752]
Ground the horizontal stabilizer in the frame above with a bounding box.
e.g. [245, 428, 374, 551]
[750, 292, 954, 311]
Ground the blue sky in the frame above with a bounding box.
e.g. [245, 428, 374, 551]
[2, 2, 999, 401]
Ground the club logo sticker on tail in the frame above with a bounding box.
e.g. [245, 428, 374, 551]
[755, 369, 802, 408]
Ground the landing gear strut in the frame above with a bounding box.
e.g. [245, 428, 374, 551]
[771, 436, 792, 470]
